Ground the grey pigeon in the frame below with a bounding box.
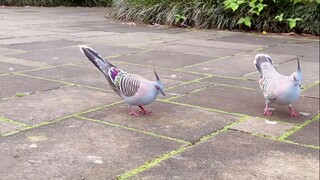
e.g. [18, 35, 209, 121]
[79, 45, 165, 116]
[254, 54, 302, 117]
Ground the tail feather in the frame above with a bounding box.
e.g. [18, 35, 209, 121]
[254, 54, 276, 75]
[79, 45, 121, 96]
[79, 45, 114, 76]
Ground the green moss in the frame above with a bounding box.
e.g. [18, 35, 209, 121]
[160, 99, 246, 117]
[0, 117, 30, 128]
[278, 113, 320, 140]
[76, 115, 191, 145]
[15, 92, 25, 97]
[117, 146, 187, 180]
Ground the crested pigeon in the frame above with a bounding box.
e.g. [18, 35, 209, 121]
[254, 54, 302, 117]
[79, 45, 165, 116]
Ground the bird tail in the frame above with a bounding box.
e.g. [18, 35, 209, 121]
[79, 45, 114, 76]
[254, 54, 276, 75]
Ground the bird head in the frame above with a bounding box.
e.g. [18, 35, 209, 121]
[290, 56, 302, 87]
[154, 67, 165, 96]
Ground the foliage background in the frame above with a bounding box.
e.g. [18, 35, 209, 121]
[113, 0, 320, 35]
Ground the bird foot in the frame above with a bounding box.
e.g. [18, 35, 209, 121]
[263, 109, 273, 116]
[139, 106, 152, 115]
[128, 109, 141, 117]
[290, 111, 300, 117]
[289, 107, 299, 117]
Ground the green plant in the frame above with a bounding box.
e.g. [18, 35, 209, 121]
[113, 0, 320, 35]
[286, 18, 303, 29]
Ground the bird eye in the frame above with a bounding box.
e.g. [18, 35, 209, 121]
[155, 86, 160, 90]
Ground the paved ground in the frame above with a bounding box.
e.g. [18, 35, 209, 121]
[0, 7, 319, 180]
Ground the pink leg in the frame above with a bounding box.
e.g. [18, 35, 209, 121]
[289, 106, 299, 117]
[263, 102, 273, 116]
[138, 106, 152, 115]
[128, 107, 141, 117]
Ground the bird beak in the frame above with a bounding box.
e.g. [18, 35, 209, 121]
[161, 91, 165, 96]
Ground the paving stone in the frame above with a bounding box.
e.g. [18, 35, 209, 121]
[172, 85, 320, 124]
[116, 64, 205, 88]
[82, 101, 240, 142]
[136, 131, 320, 179]
[0, 121, 22, 135]
[290, 39, 320, 48]
[0, 86, 119, 125]
[158, 43, 243, 57]
[0, 47, 24, 55]
[177, 39, 262, 51]
[9, 45, 142, 65]
[78, 32, 180, 47]
[184, 53, 296, 77]
[0, 74, 65, 99]
[302, 84, 320, 98]
[0, 118, 184, 179]
[0, 61, 34, 74]
[0, 29, 55, 39]
[231, 117, 295, 137]
[215, 34, 289, 46]
[201, 76, 259, 90]
[111, 50, 213, 69]
[161, 81, 212, 99]
[0, 36, 58, 45]
[260, 43, 319, 59]
[287, 120, 320, 147]
[0, 56, 52, 68]
[23, 65, 110, 90]
[4, 40, 82, 51]
[245, 59, 319, 87]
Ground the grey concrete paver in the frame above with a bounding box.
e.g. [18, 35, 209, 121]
[260, 43, 319, 59]
[135, 131, 320, 179]
[184, 53, 296, 77]
[201, 76, 259, 90]
[0, 86, 119, 125]
[0, 74, 65, 99]
[172, 85, 319, 123]
[0, 61, 34, 74]
[0, 120, 25, 135]
[231, 117, 295, 137]
[214, 34, 290, 46]
[23, 65, 110, 90]
[110, 50, 213, 69]
[302, 84, 320, 98]
[287, 120, 320, 146]
[3, 39, 81, 51]
[0, 6, 319, 180]
[9, 44, 142, 65]
[0, 118, 184, 179]
[157, 43, 243, 57]
[82, 101, 240, 142]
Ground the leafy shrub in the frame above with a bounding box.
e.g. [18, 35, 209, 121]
[113, 0, 320, 35]
[0, 0, 113, 7]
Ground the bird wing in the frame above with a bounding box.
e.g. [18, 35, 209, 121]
[108, 67, 140, 97]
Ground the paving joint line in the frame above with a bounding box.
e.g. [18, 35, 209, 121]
[228, 128, 319, 150]
[116, 116, 251, 179]
[278, 113, 320, 140]
[1, 115, 72, 137]
[1, 101, 124, 137]
[75, 115, 192, 145]
[159, 100, 247, 117]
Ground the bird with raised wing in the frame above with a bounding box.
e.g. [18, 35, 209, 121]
[79, 45, 165, 116]
[254, 54, 302, 117]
